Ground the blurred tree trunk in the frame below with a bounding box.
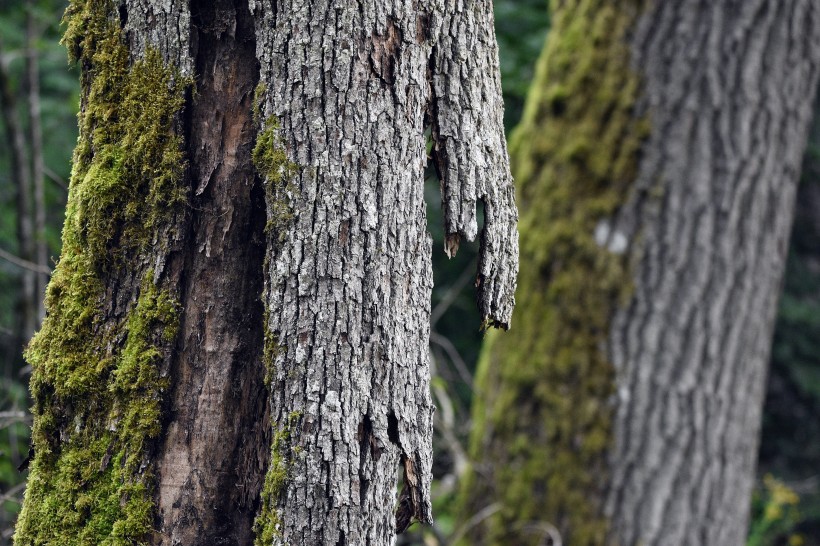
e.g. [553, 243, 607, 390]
[15, 1, 516, 545]
[457, 2, 820, 545]
[0, 38, 37, 344]
[26, 0, 48, 323]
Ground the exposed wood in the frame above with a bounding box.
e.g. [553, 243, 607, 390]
[151, 1, 269, 543]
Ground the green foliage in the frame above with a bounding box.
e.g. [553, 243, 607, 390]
[493, 0, 550, 129]
[757, 130, 820, 542]
[457, 2, 648, 544]
[13, 0, 189, 543]
[748, 476, 805, 546]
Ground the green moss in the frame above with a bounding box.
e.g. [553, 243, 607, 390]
[253, 119, 298, 238]
[253, 412, 301, 545]
[14, 1, 189, 544]
[457, 2, 648, 545]
[253, 120, 297, 186]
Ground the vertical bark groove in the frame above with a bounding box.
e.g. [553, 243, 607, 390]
[154, 1, 268, 543]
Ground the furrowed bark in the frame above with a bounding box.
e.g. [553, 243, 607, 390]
[605, 2, 820, 544]
[251, 0, 516, 543]
[458, 1, 820, 545]
[16, 1, 515, 544]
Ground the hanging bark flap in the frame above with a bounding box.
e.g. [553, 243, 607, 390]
[431, 0, 518, 328]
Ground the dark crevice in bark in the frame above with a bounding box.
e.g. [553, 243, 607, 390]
[387, 410, 400, 446]
[117, 3, 127, 28]
[155, 0, 268, 543]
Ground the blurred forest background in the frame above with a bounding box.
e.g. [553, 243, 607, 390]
[0, 1, 818, 544]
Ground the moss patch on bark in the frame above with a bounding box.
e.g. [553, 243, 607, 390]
[252, 101, 301, 544]
[253, 411, 301, 545]
[14, 1, 189, 543]
[253, 118, 298, 239]
[457, 2, 647, 545]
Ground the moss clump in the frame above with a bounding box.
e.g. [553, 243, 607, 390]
[253, 412, 301, 545]
[456, 2, 648, 545]
[14, 1, 189, 544]
[252, 100, 301, 544]
[252, 118, 298, 239]
[252, 83, 267, 127]
[253, 120, 298, 186]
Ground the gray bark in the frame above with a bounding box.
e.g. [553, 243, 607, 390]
[604, 2, 820, 544]
[251, 0, 516, 543]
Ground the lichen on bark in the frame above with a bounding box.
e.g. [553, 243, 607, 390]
[14, 1, 189, 543]
[457, 2, 647, 545]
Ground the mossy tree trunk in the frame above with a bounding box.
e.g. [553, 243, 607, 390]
[15, 1, 516, 545]
[457, 1, 820, 545]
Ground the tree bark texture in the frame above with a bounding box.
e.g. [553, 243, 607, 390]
[15, 1, 516, 545]
[251, 0, 516, 543]
[458, 2, 820, 546]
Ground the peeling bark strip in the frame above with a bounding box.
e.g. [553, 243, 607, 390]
[458, 1, 820, 546]
[251, 0, 517, 543]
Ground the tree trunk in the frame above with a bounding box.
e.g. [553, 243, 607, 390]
[251, 1, 516, 543]
[26, 0, 49, 324]
[0, 37, 37, 344]
[15, 1, 516, 545]
[458, 2, 820, 545]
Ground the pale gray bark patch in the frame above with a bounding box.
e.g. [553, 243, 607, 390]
[251, 0, 516, 543]
[123, 0, 194, 76]
[604, 2, 820, 545]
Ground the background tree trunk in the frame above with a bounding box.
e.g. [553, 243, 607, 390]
[251, 1, 516, 543]
[458, 2, 820, 545]
[15, 1, 516, 545]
